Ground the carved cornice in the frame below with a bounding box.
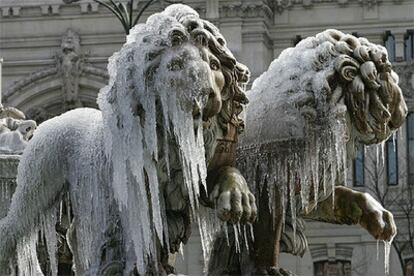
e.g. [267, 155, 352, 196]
[220, 3, 273, 19]
[0, 0, 141, 18]
[270, 0, 404, 13]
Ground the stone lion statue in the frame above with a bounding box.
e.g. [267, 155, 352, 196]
[208, 29, 407, 275]
[0, 5, 256, 275]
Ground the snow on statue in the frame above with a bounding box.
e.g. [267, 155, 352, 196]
[208, 30, 407, 275]
[0, 5, 256, 275]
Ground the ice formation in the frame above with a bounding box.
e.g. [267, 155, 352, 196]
[237, 29, 404, 268]
[0, 4, 231, 275]
[238, 31, 350, 230]
[98, 11, 215, 272]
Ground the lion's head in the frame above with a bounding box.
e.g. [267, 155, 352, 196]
[321, 30, 408, 144]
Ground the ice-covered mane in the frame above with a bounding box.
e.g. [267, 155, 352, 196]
[95, 4, 252, 273]
[168, 5, 249, 129]
[244, 29, 406, 147]
[239, 29, 407, 222]
[95, 6, 218, 273]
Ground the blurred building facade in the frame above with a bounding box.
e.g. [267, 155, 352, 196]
[0, 0, 413, 275]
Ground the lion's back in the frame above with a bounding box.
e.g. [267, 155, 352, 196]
[18, 108, 105, 186]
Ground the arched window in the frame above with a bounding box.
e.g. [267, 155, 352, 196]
[404, 30, 414, 62]
[386, 135, 398, 185]
[353, 147, 365, 187]
[314, 260, 352, 276]
[384, 31, 396, 62]
[408, 112, 414, 185]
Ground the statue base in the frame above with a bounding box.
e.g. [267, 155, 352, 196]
[0, 154, 19, 219]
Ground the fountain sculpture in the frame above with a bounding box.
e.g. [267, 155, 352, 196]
[0, 4, 408, 276]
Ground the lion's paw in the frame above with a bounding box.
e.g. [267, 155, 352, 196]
[209, 166, 257, 224]
[359, 193, 397, 241]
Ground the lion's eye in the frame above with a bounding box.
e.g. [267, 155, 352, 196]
[210, 60, 220, 71]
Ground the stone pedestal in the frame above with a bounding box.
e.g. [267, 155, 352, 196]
[0, 154, 19, 219]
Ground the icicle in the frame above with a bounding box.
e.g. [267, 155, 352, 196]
[331, 178, 335, 209]
[249, 223, 254, 242]
[233, 223, 240, 253]
[197, 206, 222, 272]
[376, 239, 380, 261]
[243, 225, 249, 250]
[16, 230, 43, 276]
[59, 200, 63, 225]
[330, 147, 336, 209]
[41, 209, 58, 276]
[392, 131, 397, 152]
[384, 236, 394, 276]
[376, 144, 380, 166]
[322, 162, 327, 196]
[224, 223, 230, 246]
[179, 243, 184, 259]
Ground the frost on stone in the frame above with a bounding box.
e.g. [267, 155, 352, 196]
[238, 31, 404, 253]
[197, 206, 224, 272]
[238, 33, 349, 233]
[97, 8, 213, 272]
[0, 4, 223, 275]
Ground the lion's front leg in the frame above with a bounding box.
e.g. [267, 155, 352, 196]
[305, 186, 396, 241]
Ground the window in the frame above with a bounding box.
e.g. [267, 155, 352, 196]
[386, 135, 398, 185]
[293, 35, 302, 46]
[314, 260, 351, 276]
[408, 112, 414, 185]
[353, 147, 364, 187]
[384, 31, 396, 62]
[404, 30, 414, 62]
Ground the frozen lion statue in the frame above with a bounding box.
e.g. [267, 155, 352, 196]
[0, 4, 256, 276]
[208, 30, 407, 275]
